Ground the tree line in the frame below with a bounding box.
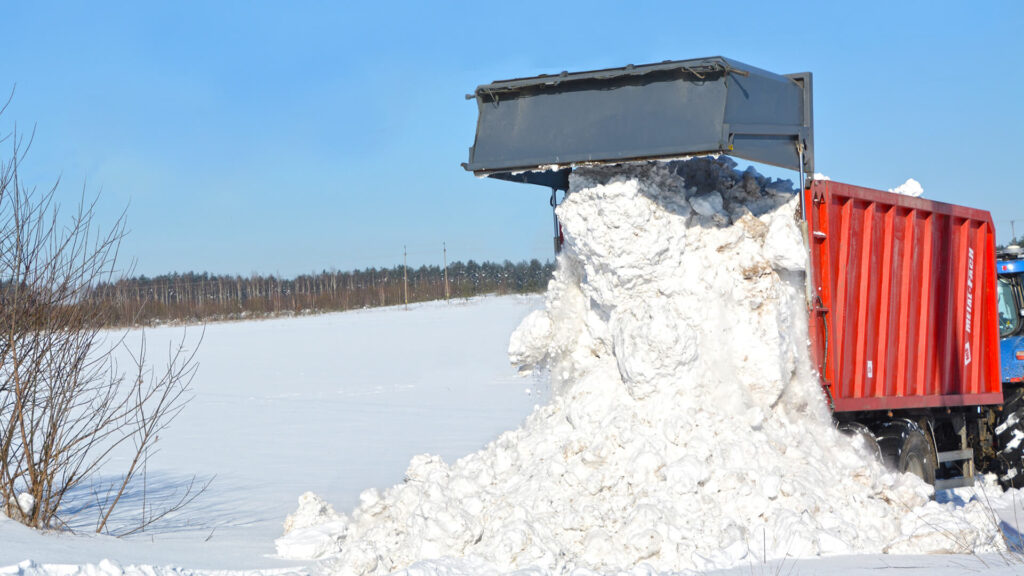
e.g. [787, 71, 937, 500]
[88, 259, 555, 326]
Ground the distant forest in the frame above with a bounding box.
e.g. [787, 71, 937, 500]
[90, 259, 555, 326]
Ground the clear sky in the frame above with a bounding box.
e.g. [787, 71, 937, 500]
[5, 1, 1023, 277]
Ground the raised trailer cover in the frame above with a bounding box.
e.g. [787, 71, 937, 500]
[805, 180, 1002, 412]
[463, 56, 813, 190]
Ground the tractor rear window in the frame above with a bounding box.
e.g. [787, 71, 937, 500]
[999, 278, 1021, 338]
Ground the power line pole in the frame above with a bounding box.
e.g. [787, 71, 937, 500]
[1012, 220, 1017, 243]
[443, 242, 450, 302]
[403, 245, 409, 310]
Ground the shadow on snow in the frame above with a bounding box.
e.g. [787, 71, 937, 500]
[59, 471, 226, 536]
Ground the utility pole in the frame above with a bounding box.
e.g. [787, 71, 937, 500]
[443, 242, 450, 302]
[1012, 220, 1017, 244]
[403, 245, 409, 310]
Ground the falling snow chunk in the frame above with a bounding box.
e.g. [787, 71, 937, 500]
[688, 191, 724, 217]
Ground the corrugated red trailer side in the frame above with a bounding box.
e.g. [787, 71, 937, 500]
[804, 180, 1002, 412]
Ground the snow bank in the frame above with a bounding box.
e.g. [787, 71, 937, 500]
[280, 158, 1001, 575]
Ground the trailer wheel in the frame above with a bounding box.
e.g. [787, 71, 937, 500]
[996, 386, 1024, 489]
[836, 421, 882, 463]
[873, 420, 936, 485]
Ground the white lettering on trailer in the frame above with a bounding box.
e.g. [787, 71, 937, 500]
[964, 247, 974, 367]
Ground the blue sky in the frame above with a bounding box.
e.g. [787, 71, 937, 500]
[5, 1, 1022, 277]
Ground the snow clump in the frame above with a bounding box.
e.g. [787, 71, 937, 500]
[279, 157, 1000, 575]
[277, 492, 348, 560]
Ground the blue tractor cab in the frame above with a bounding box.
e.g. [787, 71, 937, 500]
[998, 246, 1024, 385]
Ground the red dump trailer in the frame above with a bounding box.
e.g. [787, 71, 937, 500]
[805, 180, 1012, 489]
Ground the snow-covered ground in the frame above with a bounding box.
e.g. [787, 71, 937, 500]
[0, 296, 547, 572]
[2, 295, 1024, 575]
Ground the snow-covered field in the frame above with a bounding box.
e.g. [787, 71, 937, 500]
[0, 295, 1023, 575]
[0, 297, 548, 573]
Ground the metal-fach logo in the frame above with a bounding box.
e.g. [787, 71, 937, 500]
[964, 247, 975, 367]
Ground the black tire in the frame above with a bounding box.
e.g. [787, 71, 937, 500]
[836, 421, 882, 463]
[873, 420, 937, 485]
[995, 386, 1024, 489]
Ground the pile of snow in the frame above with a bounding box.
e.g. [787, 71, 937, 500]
[889, 178, 924, 197]
[278, 158, 1001, 575]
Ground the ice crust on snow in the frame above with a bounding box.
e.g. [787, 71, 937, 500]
[279, 158, 1001, 575]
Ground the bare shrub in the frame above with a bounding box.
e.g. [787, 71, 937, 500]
[0, 99, 201, 533]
